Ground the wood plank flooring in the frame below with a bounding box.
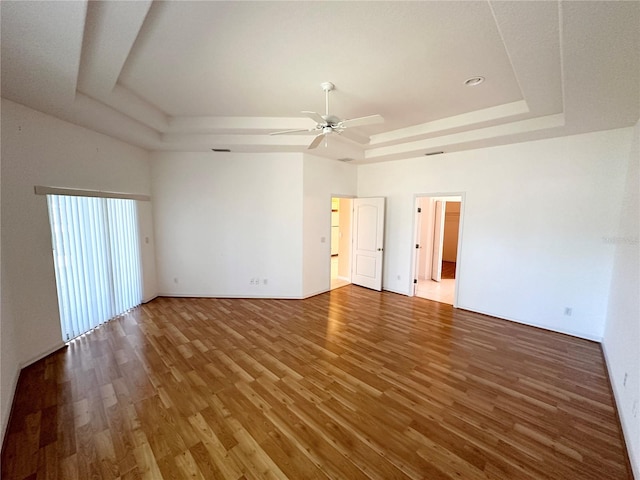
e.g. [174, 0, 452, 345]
[441, 261, 456, 279]
[1, 286, 632, 479]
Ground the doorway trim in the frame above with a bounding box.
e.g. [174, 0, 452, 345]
[411, 192, 466, 307]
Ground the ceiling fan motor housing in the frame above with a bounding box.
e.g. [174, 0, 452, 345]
[323, 114, 341, 125]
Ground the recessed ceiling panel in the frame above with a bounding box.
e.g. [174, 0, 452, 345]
[118, 1, 523, 132]
[1, 0, 87, 110]
[3, 0, 635, 160]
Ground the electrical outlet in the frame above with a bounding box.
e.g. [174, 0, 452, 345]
[263, 278, 268, 285]
[564, 307, 572, 316]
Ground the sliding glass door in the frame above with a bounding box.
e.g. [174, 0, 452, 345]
[47, 194, 142, 341]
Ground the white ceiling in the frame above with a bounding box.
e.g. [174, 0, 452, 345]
[2, 1, 638, 163]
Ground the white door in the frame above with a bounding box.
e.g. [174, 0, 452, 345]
[431, 200, 445, 282]
[351, 197, 385, 291]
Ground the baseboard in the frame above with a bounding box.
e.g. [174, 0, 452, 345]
[142, 294, 158, 304]
[2, 340, 66, 450]
[382, 287, 411, 296]
[20, 341, 66, 369]
[155, 292, 304, 300]
[455, 304, 602, 342]
[302, 288, 330, 299]
[1, 367, 21, 449]
[602, 342, 639, 480]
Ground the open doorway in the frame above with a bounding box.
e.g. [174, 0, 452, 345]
[330, 197, 353, 290]
[413, 195, 463, 305]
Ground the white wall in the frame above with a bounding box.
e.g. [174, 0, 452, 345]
[150, 152, 356, 300]
[0, 99, 154, 440]
[138, 201, 158, 302]
[358, 128, 633, 340]
[603, 120, 639, 479]
[1, 100, 634, 466]
[302, 155, 357, 297]
[151, 151, 304, 298]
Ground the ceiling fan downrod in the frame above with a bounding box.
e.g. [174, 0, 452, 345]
[320, 81, 334, 117]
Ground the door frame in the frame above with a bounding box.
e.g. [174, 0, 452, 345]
[431, 200, 445, 282]
[411, 192, 466, 307]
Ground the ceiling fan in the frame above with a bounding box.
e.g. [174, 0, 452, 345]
[270, 82, 384, 149]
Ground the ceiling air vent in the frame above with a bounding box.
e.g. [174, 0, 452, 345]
[338, 157, 354, 162]
[424, 151, 444, 156]
[211, 148, 231, 153]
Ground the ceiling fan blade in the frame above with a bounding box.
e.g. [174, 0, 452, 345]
[308, 133, 325, 149]
[340, 114, 384, 128]
[302, 111, 326, 125]
[338, 128, 369, 144]
[270, 128, 312, 136]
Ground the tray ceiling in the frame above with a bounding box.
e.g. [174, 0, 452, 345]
[2, 1, 638, 163]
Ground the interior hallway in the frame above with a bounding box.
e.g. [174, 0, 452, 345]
[330, 255, 350, 290]
[416, 261, 456, 304]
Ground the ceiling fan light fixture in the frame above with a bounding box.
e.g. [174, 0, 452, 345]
[464, 76, 485, 86]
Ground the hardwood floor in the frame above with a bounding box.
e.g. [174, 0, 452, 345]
[1, 286, 632, 479]
[441, 261, 456, 280]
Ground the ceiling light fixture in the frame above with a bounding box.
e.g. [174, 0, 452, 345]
[464, 76, 485, 86]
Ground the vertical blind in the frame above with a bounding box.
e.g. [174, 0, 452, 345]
[47, 194, 142, 341]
